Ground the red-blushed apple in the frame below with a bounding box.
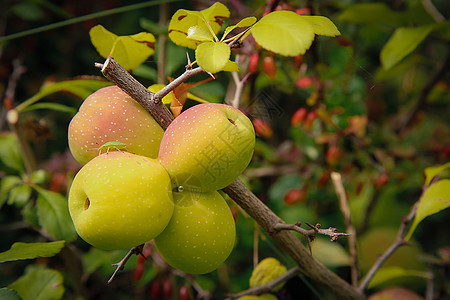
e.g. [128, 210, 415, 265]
[68, 151, 174, 250]
[158, 103, 255, 192]
[154, 190, 235, 274]
[68, 85, 164, 165]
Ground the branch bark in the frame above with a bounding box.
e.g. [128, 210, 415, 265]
[96, 57, 365, 300]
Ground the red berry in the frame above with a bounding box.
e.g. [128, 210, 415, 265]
[283, 188, 307, 205]
[304, 111, 317, 131]
[150, 281, 161, 299]
[291, 107, 307, 126]
[163, 279, 172, 299]
[179, 285, 190, 300]
[248, 53, 259, 73]
[296, 8, 311, 15]
[133, 263, 144, 283]
[296, 77, 313, 89]
[375, 173, 389, 188]
[293, 54, 304, 68]
[263, 56, 277, 80]
[253, 118, 273, 138]
[317, 170, 330, 188]
[326, 145, 340, 166]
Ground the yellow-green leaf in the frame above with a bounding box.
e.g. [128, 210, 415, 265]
[424, 162, 450, 186]
[405, 179, 450, 241]
[250, 11, 315, 56]
[168, 2, 230, 49]
[368, 266, 429, 289]
[222, 17, 257, 40]
[89, 25, 156, 71]
[222, 60, 240, 72]
[380, 25, 434, 70]
[300, 16, 340, 37]
[195, 42, 231, 73]
[187, 25, 214, 42]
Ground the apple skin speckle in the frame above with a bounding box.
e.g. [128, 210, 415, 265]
[68, 86, 164, 165]
[68, 151, 174, 250]
[158, 103, 255, 192]
[154, 190, 235, 274]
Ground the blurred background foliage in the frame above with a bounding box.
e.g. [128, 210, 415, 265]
[0, 0, 449, 299]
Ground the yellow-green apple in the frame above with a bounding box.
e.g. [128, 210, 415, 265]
[154, 190, 235, 274]
[158, 103, 255, 192]
[68, 151, 174, 250]
[68, 85, 164, 165]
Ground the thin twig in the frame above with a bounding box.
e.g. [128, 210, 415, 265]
[230, 70, 251, 109]
[275, 222, 350, 242]
[331, 172, 359, 286]
[228, 267, 300, 299]
[358, 203, 418, 292]
[107, 244, 144, 284]
[421, 0, 445, 22]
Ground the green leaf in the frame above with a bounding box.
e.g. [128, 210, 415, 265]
[381, 25, 435, 70]
[339, 3, 402, 26]
[0, 241, 65, 263]
[0, 288, 22, 300]
[89, 25, 156, 71]
[34, 186, 77, 242]
[222, 60, 239, 72]
[311, 238, 352, 268]
[222, 17, 257, 40]
[0, 176, 22, 208]
[0, 133, 25, 173]
[16, 77, 111, 113]
[424, 162, 450, 186]
[195, 42, 231, 73]
[22, 103, 77, 115]
[187, 25, 214, 42]
[168, 2, 230, 49]
[8, 185, 31, 207]
[300, 16, 340, 37]
[405, 179, 450, 241]
[8, 265, 64, 300]
[368, 266, 429, 289]
[251, 11, 315, 56]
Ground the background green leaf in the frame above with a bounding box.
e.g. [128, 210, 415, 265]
[251, 11, 315, 56]
[338, 3, 402, 26]
[0, 288, 22, 300]
[380, 25, 435, 70]
[8, 265, 64, 300]
[0, 241, 65, 263]
[34, 186, 77, 242]
[368, 266, 429, 289]
[0, 133, 25, 173]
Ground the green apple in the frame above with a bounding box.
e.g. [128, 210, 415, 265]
[154, 190, 235, 274]
[68, 85, 164, 165]
[159, 103, 255, 192]
[68, 151, 174, 250]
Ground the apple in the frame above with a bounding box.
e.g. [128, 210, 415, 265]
[159, 103, 255, 192]
[68, 151, 174, 250]
[154, 190, 235, 274]
[68, 85, 164, 165]
[249, 257, 287, 290]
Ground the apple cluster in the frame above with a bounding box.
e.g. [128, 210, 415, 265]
[67, 86, 255, 274]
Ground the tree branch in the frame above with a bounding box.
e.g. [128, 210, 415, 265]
[108, 244, 144, 284]
[331, 172, 359, 286]
[358, 203, 418, 292]
[96, 57, 365, 300]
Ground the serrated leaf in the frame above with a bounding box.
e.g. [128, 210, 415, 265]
[424, 162, 450, 186]
[0, 133, 25, 173]
[368, 266, 429, 289]
[251, 11, 315, 56]
[195, 42, 231, 73]
[0, 288, 22, 300]
[89, 25, 156, 71]
[381, 25, 434, 70]
[168, 2, 230, 49]
[300, 16, 340, 37]
[0, 176, 22, 208]
[187, 25, 214, 42]
[0, 241, 65, 263]
[8, 265, 64, 300]
[34, 186, 76, 242]
[222, 17, 257, 40]
[339, 3, 402, 26]
[405, 179, 450, 241]
[16, 77, 111, 113]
